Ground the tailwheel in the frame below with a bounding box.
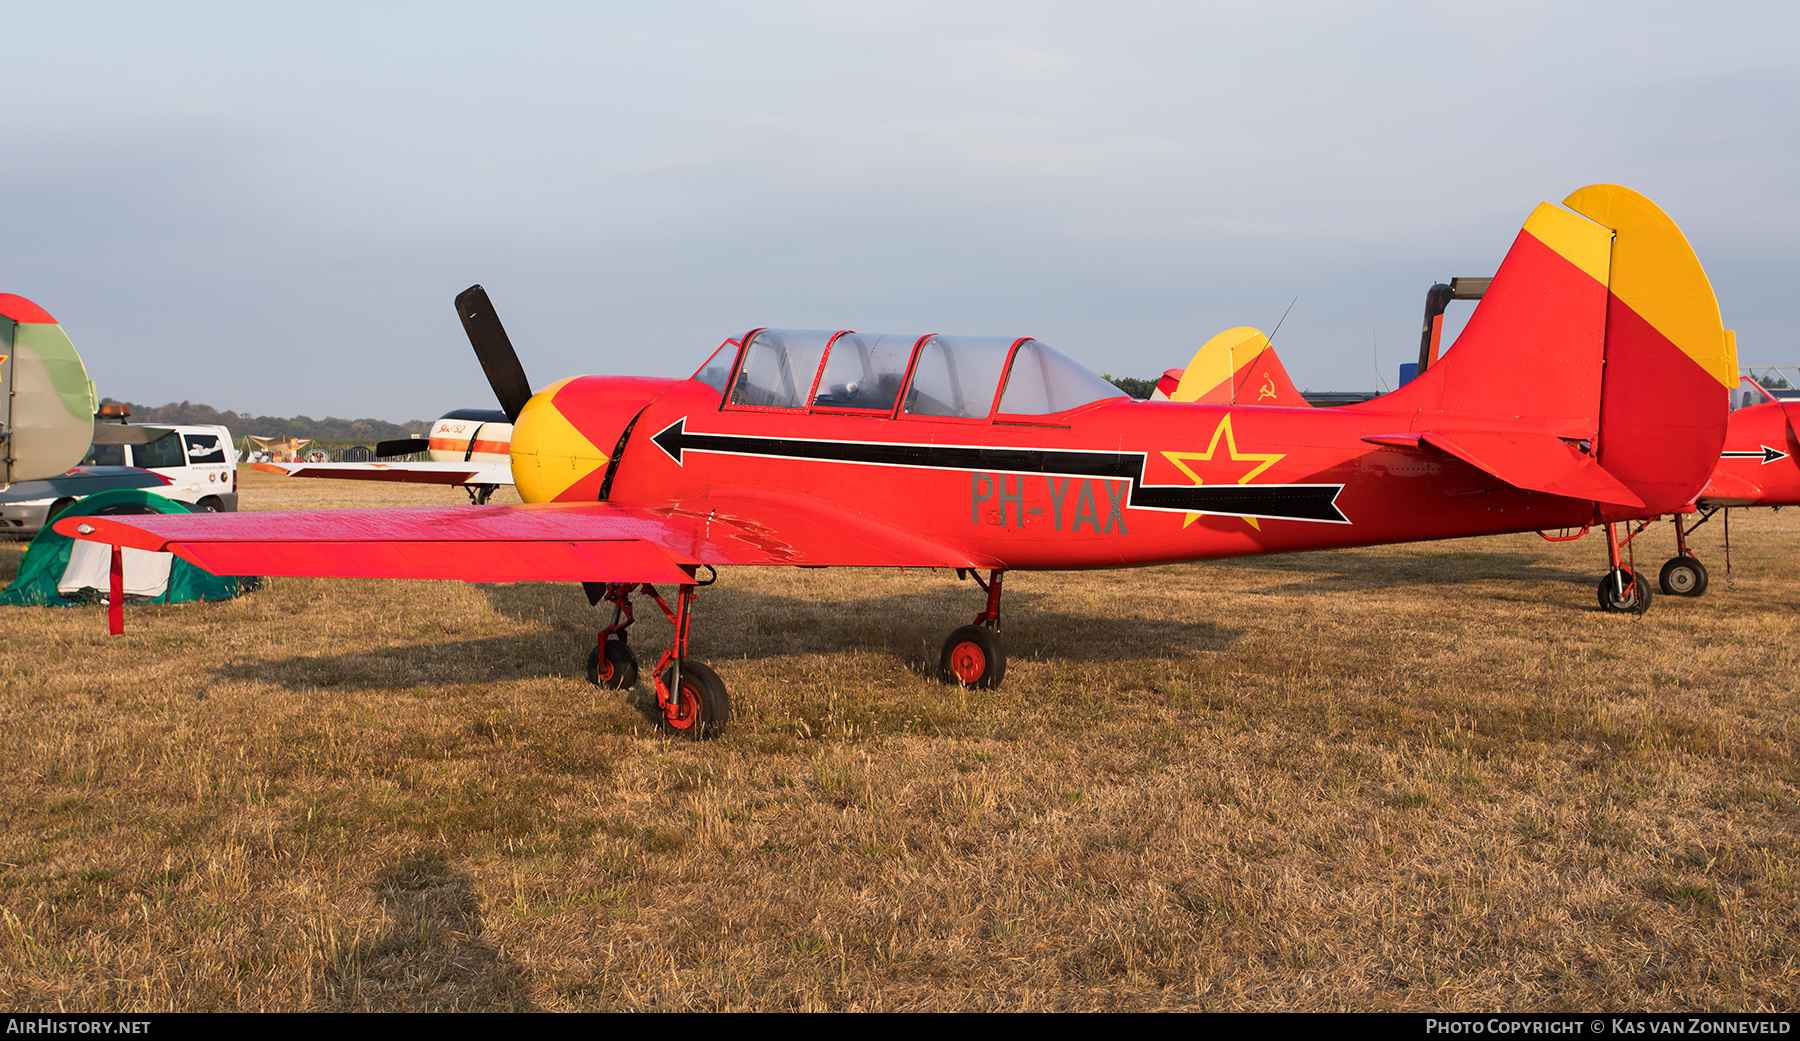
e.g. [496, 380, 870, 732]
[940, 625, 1005, 689]
[656, 660, 730, 740]
[1597, 568, 1653, 614]
[1659, 555, 1709, 597]
[586, 637, 638, 689]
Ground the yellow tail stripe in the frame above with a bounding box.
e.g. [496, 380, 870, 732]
[1522, 202, 1612, 286]
[1563, 184, 1735, 389]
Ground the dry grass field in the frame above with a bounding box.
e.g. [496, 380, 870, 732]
[0, 467, 1795, 1011]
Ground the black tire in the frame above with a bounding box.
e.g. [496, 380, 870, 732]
[656, 660, 729, 739]
[196, 496, 225, 513]
[1597, 568, 1653, 614]
[940, 625, 1005, 689]
[586, 638, 638, 690]
[45, 498, 77, 528]
[1659, 556, 1709, 597]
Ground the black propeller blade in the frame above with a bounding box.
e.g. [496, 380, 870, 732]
[454, 285, 535, 424]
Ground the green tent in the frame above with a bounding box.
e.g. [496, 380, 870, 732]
[0, 489, 258, 606]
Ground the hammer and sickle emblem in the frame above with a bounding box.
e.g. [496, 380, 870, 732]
[1258, 374, 1276, 401]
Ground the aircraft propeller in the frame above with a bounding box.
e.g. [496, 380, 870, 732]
[454, 285, 535, 424]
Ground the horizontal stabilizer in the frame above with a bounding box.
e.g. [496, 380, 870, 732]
[1363, 430, 1645, 508]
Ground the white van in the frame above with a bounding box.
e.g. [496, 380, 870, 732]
[0, 423, 237, 537]
[80, 424, 239, 512]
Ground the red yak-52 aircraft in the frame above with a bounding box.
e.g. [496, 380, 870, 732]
[61, 184, 1737, 738]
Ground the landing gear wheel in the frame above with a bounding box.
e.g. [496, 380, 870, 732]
[46, 499, 76, 527]
[1597, 568, 1653, 614]
[940, 625, 1005, 689]
[586, 638, 638, 689]
[1659, 556, 1709, 597]
[656, 660, 730, 740]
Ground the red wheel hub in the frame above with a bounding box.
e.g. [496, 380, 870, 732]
[662, 682, 698, 730]
[948, 641, 986, 684]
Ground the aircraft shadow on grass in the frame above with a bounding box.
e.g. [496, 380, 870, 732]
[313, 851, 532, 1012]
[214, 585, 1241, 695]
[478, 584, 1243, 665]
[1203, 546, 1602, 597]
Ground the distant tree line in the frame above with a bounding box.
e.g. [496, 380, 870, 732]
[99, 398, 430, 440]
[1104, 374, 1158, 400]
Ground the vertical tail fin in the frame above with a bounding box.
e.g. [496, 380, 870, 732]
[1352, 200, 1615, 434]
[1351, 185, 1729, 517]
[1168, 327, 1310, 407]
[1, 294, 96, 483]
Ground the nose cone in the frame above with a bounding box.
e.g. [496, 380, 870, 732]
[509, 375, 679, 503]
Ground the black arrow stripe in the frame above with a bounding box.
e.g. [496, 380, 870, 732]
[1721, 445, 1791, 464]
[651, 418, 1350, 524]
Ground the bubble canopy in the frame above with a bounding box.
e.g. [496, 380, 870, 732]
[693, 330, 1125, 420]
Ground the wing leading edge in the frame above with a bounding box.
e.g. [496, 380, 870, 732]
[55, 492, 991, 585]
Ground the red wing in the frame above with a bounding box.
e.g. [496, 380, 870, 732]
[55, 492, 990, 584]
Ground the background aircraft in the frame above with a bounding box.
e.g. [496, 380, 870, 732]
[253, 408, 514, 503]
[1, 294, 97, 485]
[61, 185, 1737, 739]
[1637, 377, 1800, 599]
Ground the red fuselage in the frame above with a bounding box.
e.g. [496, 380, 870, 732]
[592, 378, 1597, 571]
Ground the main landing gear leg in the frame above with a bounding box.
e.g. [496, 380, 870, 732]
[587, 584, 641, 690]
[941, 569, 1006, 689]
[586, 579, 730, 739]
[1597, 521, 1653, 615]
[1659, 508, 1714, 597]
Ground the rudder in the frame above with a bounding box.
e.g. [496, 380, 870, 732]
[1562, 185, 1735, 520]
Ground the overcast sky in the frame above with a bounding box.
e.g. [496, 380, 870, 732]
[5, 2, 1797, 421]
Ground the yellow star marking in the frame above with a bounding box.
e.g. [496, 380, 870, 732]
[1161, 413, 1286, 531]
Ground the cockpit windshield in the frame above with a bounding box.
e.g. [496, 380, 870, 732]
[903, 335, 1014, 418]
[709, 327, 1124, 420]
[814, 332, 919, 411]
[997, 339, 1127, 415]
[729, 329, 835, 409]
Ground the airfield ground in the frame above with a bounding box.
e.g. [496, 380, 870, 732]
[0, 467, 1794, 1011]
